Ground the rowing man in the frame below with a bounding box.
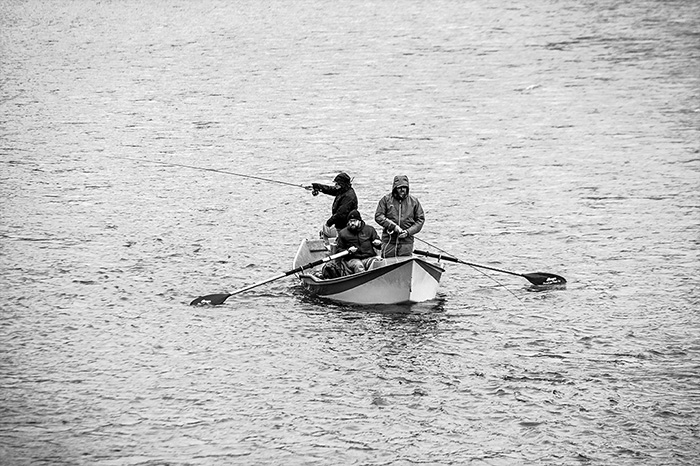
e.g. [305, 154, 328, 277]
[335, 210, 381, 274]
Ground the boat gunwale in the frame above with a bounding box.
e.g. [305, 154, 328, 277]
[297, 256, 445, 285]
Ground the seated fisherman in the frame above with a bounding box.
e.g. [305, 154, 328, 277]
[335, 209, 381, 274]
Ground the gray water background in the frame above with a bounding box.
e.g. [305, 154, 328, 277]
[1, 0, 698, 464]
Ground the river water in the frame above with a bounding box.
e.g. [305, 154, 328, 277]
[1, 1, 698, 465]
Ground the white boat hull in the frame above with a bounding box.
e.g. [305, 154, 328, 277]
[294, 239, 444, 305]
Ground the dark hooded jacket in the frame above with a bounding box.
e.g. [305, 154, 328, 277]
[312, 173, 358, 230]
[374, 175, 424, 245]
[336, 210, 380, 259]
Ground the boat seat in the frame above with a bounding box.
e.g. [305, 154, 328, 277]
[307, 239, 329, 253]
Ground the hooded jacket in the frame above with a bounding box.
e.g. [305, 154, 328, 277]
[312, 173, 358, 230]
[374, 175, 424, 244]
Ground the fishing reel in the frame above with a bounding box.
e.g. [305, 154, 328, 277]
[304, 185, 320, 196]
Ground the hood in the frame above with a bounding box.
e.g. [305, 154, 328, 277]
[334, 172, 352, 189]
[392, 175, 410, 197]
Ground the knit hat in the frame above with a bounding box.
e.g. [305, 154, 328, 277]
[334, 172, 351, 187]
[347, 209, 362, 221]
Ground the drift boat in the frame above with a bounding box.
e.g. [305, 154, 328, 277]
[189, 239, 564, 307]
[293, 239, 445, 305]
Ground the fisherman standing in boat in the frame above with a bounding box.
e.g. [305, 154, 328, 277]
[334, 209, 381, 274]
[375, 175, 424, 257]
[309, 172, 358, 241]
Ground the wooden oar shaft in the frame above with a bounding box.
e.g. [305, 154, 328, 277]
[228, 249, 349, 297]
[190, 249, 350, 305]
[413, 249, 566, 285]
[228, 272, 288, 297]
[414, 249, 522, 277]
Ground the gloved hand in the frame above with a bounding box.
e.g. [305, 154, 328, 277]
[305, 185, 319, 196]
[348, 246, 358, 254]
[392, 225, 407, 238]
[372, 239, 382, 248]
[309, 183, 322, 196]
[326, 218, 334, 227]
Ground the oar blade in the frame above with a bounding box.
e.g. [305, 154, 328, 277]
[522, 272, 567, 286]
[190, 293, 231, 306]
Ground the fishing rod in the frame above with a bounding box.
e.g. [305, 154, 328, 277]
[112, 156, 314, 191]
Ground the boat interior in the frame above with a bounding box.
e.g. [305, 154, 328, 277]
[294, 238, 416, 273]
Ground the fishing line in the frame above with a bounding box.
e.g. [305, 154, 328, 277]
[112, 156, 311, 190]
[415, 237, 523, 302]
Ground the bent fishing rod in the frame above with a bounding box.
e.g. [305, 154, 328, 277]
[112, 155, 315, 191]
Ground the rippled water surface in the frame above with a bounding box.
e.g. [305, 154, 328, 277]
[1, 1, 699, 464]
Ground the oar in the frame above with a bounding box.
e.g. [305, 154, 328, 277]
[190, 250, 350, 306]
[413, 249, 566, 286]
